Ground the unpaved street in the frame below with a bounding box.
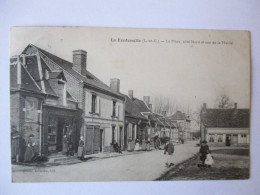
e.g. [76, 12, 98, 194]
[12, 141, 199, 182]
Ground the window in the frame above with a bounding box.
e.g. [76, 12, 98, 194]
[25, 97, 38, 122]
[112, 101, 116, 116]
[217, 134, 223, 142]
[47, 117, 57, 148]
[241, 134, 247, 138]
[209, 134, 215, 142]
[91, 94, 97, 113]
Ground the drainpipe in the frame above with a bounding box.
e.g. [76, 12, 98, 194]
[39, 100, 43, 155]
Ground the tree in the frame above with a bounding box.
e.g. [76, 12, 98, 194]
[150, 95, 177, 115]
[216, 94, 234, 109]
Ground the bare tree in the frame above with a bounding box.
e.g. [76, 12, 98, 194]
[150, 96, 177, 115]
[216, 94, 234, 109]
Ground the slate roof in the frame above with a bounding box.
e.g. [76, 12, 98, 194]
[25, 44, 124, 100]
[10, 63, 43, 95]
[168, 111, 187, 120]
[201, 108, 250, 128]
[124, 95, 149, 120]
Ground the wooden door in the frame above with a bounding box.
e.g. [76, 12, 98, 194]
[86, 125, 94, 154]
[93, 126, 100, 154]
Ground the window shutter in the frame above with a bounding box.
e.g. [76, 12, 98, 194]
[116, 103, 119, 117]
[96, 96, 100, 114]
[85, 91, 92, 115]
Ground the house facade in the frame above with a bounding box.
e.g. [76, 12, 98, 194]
[10, 53, 82, 161]
[200, 103, 250, 146]
[124, 92, 154, 150]
[22, 44, 125, 155]
[167, 111, 191, 141]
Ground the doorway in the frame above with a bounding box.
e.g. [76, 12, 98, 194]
[100, 129, 104, 152]
[226, 134, 231, 146]
[119, 127, 123, 148]
[57, 118, 65, 152]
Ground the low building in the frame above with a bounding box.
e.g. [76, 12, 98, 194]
[200, 103, 250, 146]
[124, 92, 154, 150]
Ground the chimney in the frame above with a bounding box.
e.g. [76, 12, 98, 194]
[17, 56, 21, 85]
[162, 110, 167, 117]
[234, 102, 237, 109]
[143, 96, 150, 106]
[128, 90, 133, 99]
[203, 103, 207, 110]
[72, 50, 87, 75]
[148, 104, 153, 111]
[110, 78, 120, 92]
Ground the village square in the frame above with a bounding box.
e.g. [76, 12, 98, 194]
[10, 44, 250, 182]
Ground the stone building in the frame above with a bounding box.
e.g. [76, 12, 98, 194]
[21, 44, 125, 155]
[167, 110, 191, 141]
[10, 53, 82, 161]
[200, 103, 250, 146]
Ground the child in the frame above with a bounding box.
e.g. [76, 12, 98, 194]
[164, 140, 175, 168]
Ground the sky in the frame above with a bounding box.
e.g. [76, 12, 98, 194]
[10, 27, 251, 114]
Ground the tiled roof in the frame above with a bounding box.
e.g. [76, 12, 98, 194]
[168, 111, 186, 120]
[201, 108, 250, 128]
[27, 44, 124, 99]
[124, 95, 150, 121]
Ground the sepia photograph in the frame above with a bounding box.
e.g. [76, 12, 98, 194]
[10, 27, 251, 182]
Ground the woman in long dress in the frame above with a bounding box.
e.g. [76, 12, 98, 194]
[77, 136, 85, 160]
[24, 134, 36, 162]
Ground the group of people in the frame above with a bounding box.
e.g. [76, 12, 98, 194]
[163, 140, 213, 168]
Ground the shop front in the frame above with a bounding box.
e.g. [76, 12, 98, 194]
[42, 105, 82, 155]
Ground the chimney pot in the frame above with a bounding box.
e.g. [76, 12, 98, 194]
[148, 104, 153, 111]
[143, 96, 150, 106]
[128, 90, 133, 99]
[72, 50, 87, 75]
[234, 102, 237, 109]
[162, 111, 167, 117]
[110, 78, 120, 92]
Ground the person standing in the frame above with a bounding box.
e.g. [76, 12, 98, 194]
[199, 140, 210, 167]
[164, 140, 175, 168]
[63, 134, 69, 156]
[77, 136, 85, 160]
[24, 134, 36, 162]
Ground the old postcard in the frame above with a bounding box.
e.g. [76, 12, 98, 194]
[10, 27, 250, 182]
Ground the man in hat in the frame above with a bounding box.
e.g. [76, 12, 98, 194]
[199, 140, 210, 167]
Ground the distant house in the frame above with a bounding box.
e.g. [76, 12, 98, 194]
[10, 53, 82, 161]
[167, 111, 191, 141]
[21, 44, 125, 155]
[124, 92, 154, 150]
[200, 103, 250, 146]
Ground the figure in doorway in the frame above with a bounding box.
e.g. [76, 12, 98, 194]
[63, 134, 69, 156]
